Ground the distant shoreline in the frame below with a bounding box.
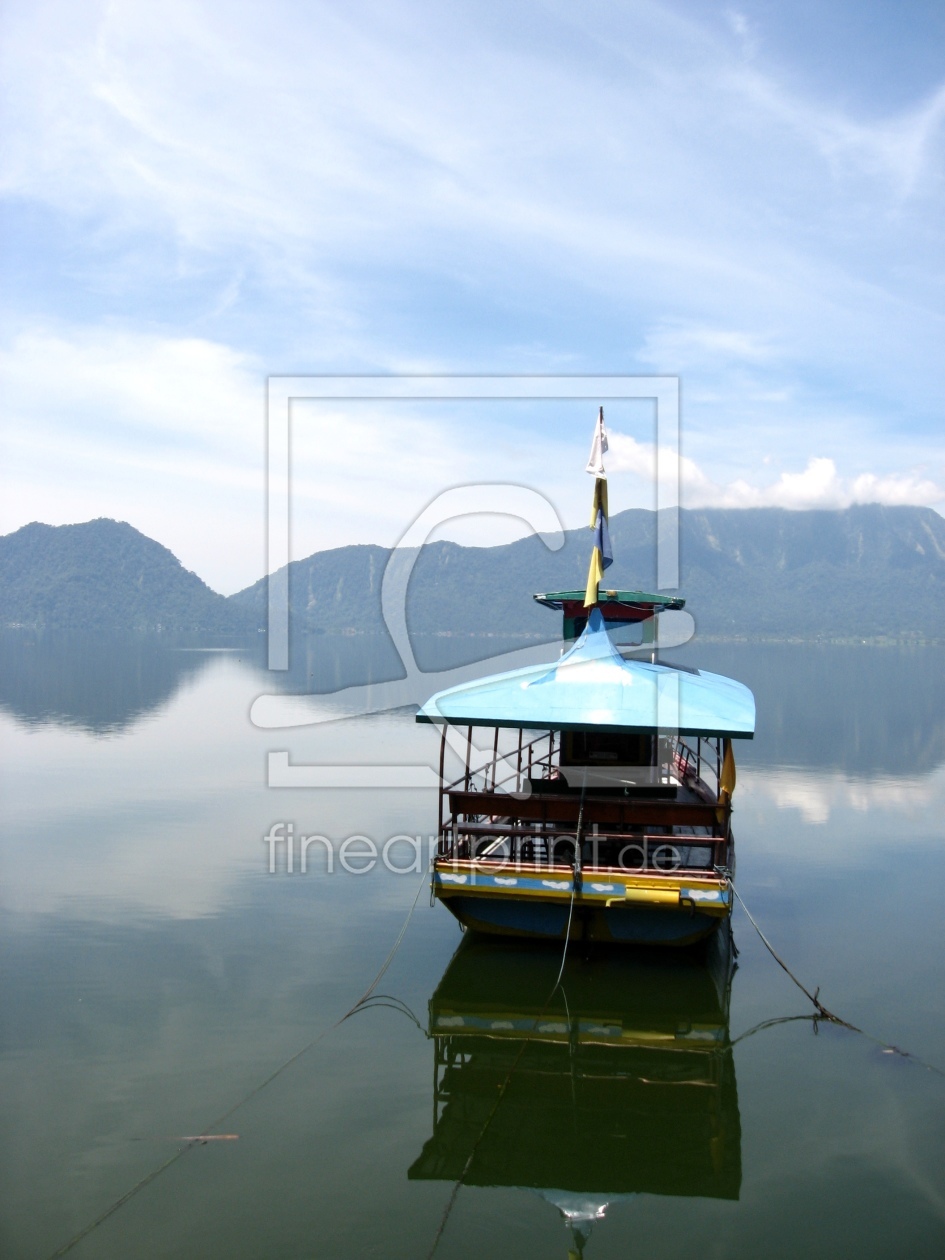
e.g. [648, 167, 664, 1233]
[2, 625, 942, 648]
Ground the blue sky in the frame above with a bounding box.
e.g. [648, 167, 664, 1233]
[1, 0, 942, 592]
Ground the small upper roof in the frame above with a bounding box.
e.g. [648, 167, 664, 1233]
[416, 608, 755, 738]
[533, 589, 686, 619]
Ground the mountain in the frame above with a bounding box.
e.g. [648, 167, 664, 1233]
[229, 504, 945, 644]
[658, 504, 945, 640]
[3, 507, 943, 641]
[0, 519, 257, 633]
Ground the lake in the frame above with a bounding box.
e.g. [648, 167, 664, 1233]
[1, 632, 944, 1259]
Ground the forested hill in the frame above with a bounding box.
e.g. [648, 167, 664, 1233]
[0, 519, 254, 633]
[3, 506, 944, 641]
[229, 504, 945, 643]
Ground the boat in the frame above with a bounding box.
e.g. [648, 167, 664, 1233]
[416, 409, 755, 946]
[409, 933, 740, 1254]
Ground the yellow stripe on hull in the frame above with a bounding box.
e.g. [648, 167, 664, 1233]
[432, 860, 731, 945]
[434, 861, 731, 915]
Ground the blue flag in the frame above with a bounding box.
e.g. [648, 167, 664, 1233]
[594, 507, 613, 570]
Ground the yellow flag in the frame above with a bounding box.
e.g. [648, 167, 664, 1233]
[719, 739, 736, 802]
[588, 477, 608, 527]
[715, 739, 736, 829]
[584, 475, 610, 606]
[584, 545, 603, 607]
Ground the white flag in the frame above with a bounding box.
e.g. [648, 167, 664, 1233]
[585, 406, 608, 476]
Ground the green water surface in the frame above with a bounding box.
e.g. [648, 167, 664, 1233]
[1, 634, 944, 1259]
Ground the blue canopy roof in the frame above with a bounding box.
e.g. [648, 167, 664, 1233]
[416, 608, 755, 738]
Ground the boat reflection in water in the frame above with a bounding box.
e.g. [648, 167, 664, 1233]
[409, 932, 740, 1256]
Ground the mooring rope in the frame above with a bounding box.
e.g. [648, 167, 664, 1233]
[728, 1012, 822, 1047]
[552, 880, 578, 993]
[345, 992, 425, 1033]
[729, 883, 855, 1027]
[730, 881, 945, 1078]
[45, 867, 432, 1260]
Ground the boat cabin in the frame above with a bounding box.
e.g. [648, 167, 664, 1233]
[416, 595, 755, 945]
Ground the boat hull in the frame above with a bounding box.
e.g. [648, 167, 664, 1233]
[433, 862, 731, 947]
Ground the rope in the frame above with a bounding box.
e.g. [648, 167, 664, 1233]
[729, 1013, 821, 1047]
[345, 993, 424, 1033]
[729, 883, 854, 1027]
[552, 881, 578, 994]
[730, 881, 945, 1077]
[45, 868, 431, 1260]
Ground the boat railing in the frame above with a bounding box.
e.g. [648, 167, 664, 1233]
[443, 728, 559, 796]
[442, 729, 721, 803]
[435, 725, 558, 845]
[437, 825, 728, 874]
[435, 726, 730, 872]
[671, 734, 720, 799]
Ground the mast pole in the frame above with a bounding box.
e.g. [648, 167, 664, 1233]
[437, 727, 446, 841]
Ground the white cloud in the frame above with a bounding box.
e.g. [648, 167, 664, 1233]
[638, 322, 776, 369]
[721, 62, 945, 201]
[723, 8, 758, 59]
[0, 328, 262, 449]
[607, 432, 943, 512]
[729, 458, 943, 511]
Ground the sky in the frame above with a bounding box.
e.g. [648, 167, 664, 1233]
[1, 0, 943, 594]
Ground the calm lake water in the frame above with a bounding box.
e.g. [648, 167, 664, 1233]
[2, 632, 945, 1259]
